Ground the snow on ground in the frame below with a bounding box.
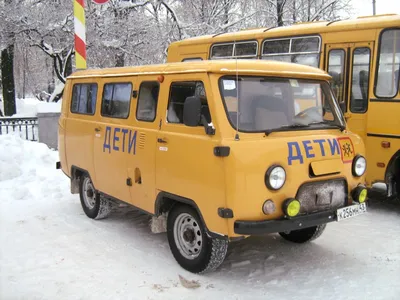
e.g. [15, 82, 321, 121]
[0, 98, 61, 118]
[1, 134, 400, 300]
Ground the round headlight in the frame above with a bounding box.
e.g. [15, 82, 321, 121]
[265, 165, 286, 190]
[352, 155, 366, 177]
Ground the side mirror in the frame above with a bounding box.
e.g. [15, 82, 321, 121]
[339, 101, 346, 113]
[183, 96, 201, 127]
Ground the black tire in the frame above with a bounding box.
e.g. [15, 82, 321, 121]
[167, 204, 228, 274]
[79, 174, 112, 220]
[279, 224, 326, 243]
[395, 172, 400, 201]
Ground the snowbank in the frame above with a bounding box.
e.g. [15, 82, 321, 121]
[0, 133, 67, 191]
[0, 97, 61, 118]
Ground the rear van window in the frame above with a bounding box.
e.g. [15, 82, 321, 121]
[71, 83, 98, 115]
[101, 83, 132, 119]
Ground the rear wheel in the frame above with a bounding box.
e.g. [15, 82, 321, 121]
[79, 174, 112, 220]
[279, 224, 326, 243]
[167, 204, 228, 274]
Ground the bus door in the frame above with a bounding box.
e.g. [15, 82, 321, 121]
[325, 42, 374, 140]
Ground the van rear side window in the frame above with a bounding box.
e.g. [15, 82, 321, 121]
[71, 84, 98, 115]
[101, 83, 132, 119]
[136, 81, 160, 122]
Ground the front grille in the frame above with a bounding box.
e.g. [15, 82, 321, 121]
[296, 179, 347, 214]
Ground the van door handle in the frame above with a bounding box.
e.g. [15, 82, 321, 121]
[157, 138, 167, 144]
[95, 127, 101, 132]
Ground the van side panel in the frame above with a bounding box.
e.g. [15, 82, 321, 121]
[64, 79, 97, 183]
[154, 74, 229, 236]
[126, 76, 159, 213]
[91, 77, 135, 203]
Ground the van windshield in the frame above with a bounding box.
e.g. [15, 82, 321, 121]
[219, 76, 344, 133]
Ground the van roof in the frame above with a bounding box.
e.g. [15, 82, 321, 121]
[68, 59, 331, 81]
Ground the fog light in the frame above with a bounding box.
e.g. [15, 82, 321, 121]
[352, 186, 368, 203]
[283, 198, 301, 217]
[262, 200, 276, 215]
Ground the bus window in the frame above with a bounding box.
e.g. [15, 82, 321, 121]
[327, 49, 346, 107]
[182, 58, 203, 62]
[350, 48, 371, 113]
[211, 43, 234, 58]
[210, 41, 257, 59]
[234, 41, 258, 57]
[376, 29, 400, 98]
[262, 36, 320, 67]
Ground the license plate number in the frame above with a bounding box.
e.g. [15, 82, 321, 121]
[336, 203, 367, 221]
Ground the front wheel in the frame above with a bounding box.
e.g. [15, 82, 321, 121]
[167, 204, 228, 274]
[279, 224, 326, 243]
[79, 174, 112, 220]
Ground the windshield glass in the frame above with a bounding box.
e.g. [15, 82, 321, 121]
[219, 76, 344, 133]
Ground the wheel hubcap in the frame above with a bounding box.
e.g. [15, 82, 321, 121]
[82, 177, 96, 209]
[173, 213, 203, 260]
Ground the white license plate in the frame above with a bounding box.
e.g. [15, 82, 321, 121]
[336, 203, 367, 221]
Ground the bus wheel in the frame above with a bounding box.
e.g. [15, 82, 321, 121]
[167, 204, 228, 274]
[279, 224, 326, 243]
[79, 174, 112, 220]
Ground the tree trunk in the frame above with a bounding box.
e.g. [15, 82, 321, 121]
[1, 44, 16, 116]
[292, 0, 296, 23]
[277, 0, 284, 27]
[115, 52, 125, 67]
[63, 48, 73, 77]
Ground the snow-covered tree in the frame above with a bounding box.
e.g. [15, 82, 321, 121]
[1, 0, 354, 107]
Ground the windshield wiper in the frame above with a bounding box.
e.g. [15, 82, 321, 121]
[264, 123, 310, 136]
[308, 121, 346, 132]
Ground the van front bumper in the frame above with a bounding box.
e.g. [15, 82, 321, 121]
[234, 210, 336, 235]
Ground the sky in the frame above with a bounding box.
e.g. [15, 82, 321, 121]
[350, 0, 400, 17]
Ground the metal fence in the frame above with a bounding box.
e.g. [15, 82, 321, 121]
[0, 117, 39, 141]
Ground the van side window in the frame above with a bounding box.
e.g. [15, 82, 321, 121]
[136, 81, 160, 122]
[167, 81, 210, 125]
[101, 83, 132, 119]
[71, 83, 97, 115]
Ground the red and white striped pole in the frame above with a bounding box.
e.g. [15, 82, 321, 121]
[73, 0, 110, 69]
[73, 0, 87, 69]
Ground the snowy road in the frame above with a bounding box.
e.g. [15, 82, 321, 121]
[1, 135, 399, 300]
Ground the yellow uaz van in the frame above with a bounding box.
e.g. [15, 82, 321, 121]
[57, 60, 368, 274]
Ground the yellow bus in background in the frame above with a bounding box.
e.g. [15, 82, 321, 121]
[166, 14, 400, 199]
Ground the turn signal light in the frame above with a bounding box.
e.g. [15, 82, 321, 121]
[262, 200, 276, 215]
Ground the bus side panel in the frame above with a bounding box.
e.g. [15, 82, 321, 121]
[366, 137, 400, 185]
[366, 99, 400, 185]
